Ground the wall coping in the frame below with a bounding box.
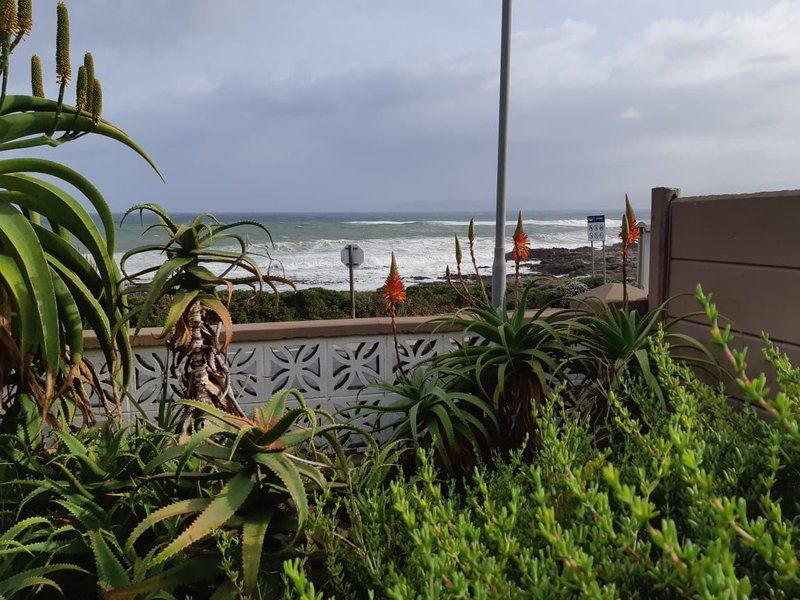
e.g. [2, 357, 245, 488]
[84, 309, 558, 349]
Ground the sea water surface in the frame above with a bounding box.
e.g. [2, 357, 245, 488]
[114, 210, 647, 291]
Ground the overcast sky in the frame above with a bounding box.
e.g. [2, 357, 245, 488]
[11, 1, 800, 212]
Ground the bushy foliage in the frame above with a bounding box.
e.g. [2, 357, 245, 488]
[127, 281, 565, 327]
[309, 332, 800, 598]
[0, 390, 346, 598]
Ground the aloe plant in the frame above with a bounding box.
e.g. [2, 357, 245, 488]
[356, 367, 496, 474]
[120, 205, 293, 429]
[432, 284, 573, 453]
[122, 390, 333, 597]
[0, 517, 85, 598]
[0, 1, 160, 423]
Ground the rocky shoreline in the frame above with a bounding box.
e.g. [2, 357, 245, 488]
[527, 242, 638, 281]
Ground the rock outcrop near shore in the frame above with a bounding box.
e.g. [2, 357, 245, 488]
[527, 242, 638, 281]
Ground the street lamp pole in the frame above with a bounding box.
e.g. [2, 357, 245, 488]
[491, 0, 513, 309]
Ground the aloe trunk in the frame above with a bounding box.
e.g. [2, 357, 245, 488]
[499, 371, 541, 453]
[174, 300, 244, 431]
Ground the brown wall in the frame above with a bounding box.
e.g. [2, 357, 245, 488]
[648, 187, 800, 378]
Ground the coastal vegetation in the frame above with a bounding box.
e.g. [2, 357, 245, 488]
[0, 3, 794, 599]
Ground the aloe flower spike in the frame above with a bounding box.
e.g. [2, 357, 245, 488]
[83, 52, 94, 111]
[30, 54, 43, 97]
[91, 78, 102, 123]
[0, 0, 17, 39]
[55, 2, 70, 84]
[75, 64, 87, 109]
[15, 0, 30, 37]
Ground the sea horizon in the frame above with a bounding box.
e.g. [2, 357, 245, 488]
[110, 209, 649, 291]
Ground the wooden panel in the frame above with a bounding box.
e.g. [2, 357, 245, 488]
[670, 190, 800, 268]
[648, 187, 680, 312]
[667, 259, 800, 343]
[673, 320, 800, 400]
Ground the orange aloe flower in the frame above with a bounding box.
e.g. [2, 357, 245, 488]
[383, 252, 406, 313]
[624, 194, 639, 246]
[512, 211, 530, 263]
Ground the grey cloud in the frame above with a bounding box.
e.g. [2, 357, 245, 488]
[6, 1, 800, 213]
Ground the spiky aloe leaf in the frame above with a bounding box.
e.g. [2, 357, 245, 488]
[88, 530, 129, 589]
[104, 556, 220, 600]
[156, 289, 198, 340]
[120, 203, 178, 232]
[0, 112, 163, 179]
[0, 157, 117, 252]
[124, 498, 211, 556]
[130, 256, 192, 336]
[152, 473, 254, 566]
[47, 255, 116, 380]
[252, 452, 309, 533]
[0, 174, 116, 303]
[0, 254, 37, 356]
[51, 272, 83, 365]
[0, 201, 59, 374]
[242, 512, 273, 594]
[0, 516, 51, 541]
[0, 564, 86, 597]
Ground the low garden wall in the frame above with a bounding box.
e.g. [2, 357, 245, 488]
[83, 315, 486, 429]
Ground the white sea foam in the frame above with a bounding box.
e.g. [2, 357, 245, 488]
[115, 212, 635, 291]
[344, 220, 418, 225]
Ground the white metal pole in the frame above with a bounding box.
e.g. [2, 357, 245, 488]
[591, 240, 595, 278]
[348, 245, 356, 319]
[491, 0, 513, 309]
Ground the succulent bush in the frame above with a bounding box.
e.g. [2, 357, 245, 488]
[311, 321, 800, 598]
[0, 389, 342, 597]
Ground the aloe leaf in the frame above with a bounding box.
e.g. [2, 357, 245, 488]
[253, 452, 308, 533]
[131, 256, 192, 336]
[0, 254, 38, 356]
[0, 564, 85, 596]
[120, 203, 177, 231]
[51, 272, 84, 366]
[157, 290, 199, 339]
[125, 498, 211, 555]
[104, 556, 220, 599]
[241, 512, 273, 594]
[152, 473, 254, 566]
[0, 202, 59, 374]
[47, 256, 116, 378]
[32, 223, 103, 297]
[88, 530, 130, 588]
[52, 431, 108, 479]
[0, 157, 117, 252]
[0, 175, 116, 306]
[0, 112, 163, 180]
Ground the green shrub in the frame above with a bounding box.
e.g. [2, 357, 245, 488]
[311, 330, 800, 598]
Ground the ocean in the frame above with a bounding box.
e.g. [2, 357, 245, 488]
[114, 210, 647, 291]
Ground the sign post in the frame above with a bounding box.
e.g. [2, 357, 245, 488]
[341, 244, 365, 319]
[587, 215, 606, 281]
